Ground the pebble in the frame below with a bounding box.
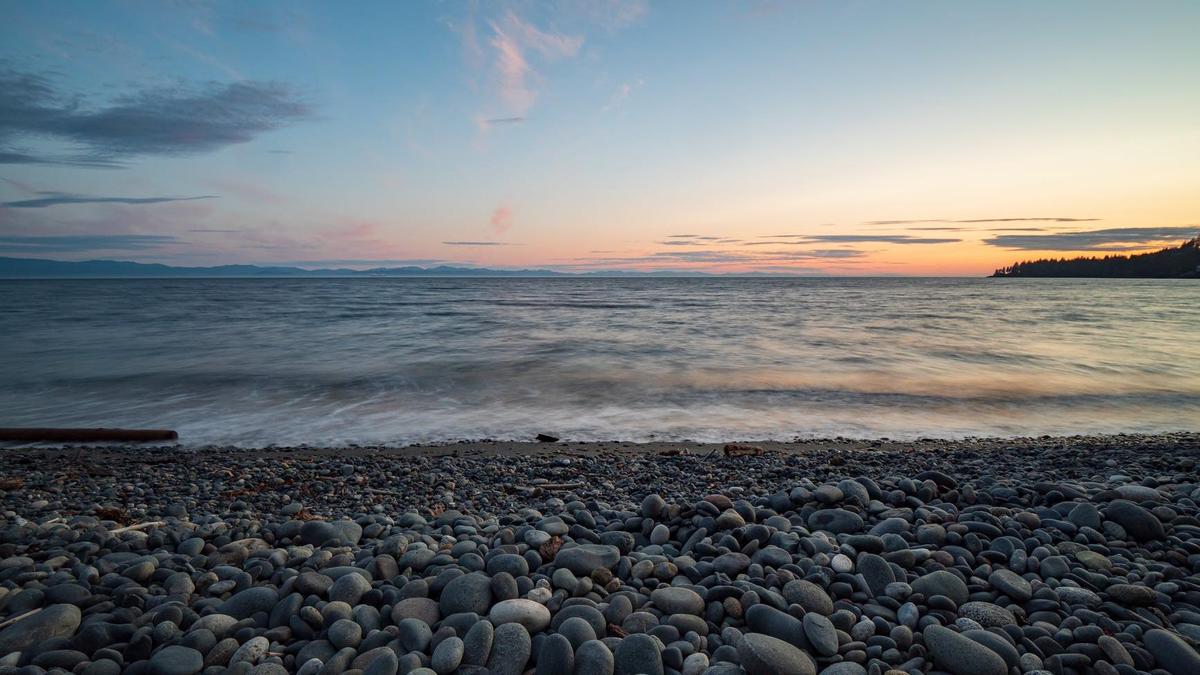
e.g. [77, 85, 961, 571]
[0, 436, 1194, 675]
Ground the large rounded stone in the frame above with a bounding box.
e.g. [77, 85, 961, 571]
[431, 636, 464, 675]
[803, 612, 838, 656]
[149, 646, 204, 675]
[807, 509, 864, 534]
[783, 579, 833, 615]
[488, 599, 551, 632]
[1145, 629, 1200, 675]
[912, 570, 969, 606]
[857, 553, 894, 597]
[329, 573, 371, 605]
[440, 572, 493, 615]
[737, 633, 816, 675]
[576, 640, 615, 675]
[650, 587, 704, 615]
[555, 545, 621, 575]
[924, 625, 1007, 675]
[216, 586, 279, 620]
[1104, 500, 1165, 541]
[746, 603, 809, 651]
[614, 633, 663, 675]
[462, 619, 494, 666]
[299, 520, 363, 546]
[0, 604, 81, 654]
[988, 569, 1031, 602]
[486, 622, 532, 675]
[391, 597, 441, 626]
[535, 633, 574, 675]
[959, 601, 1016, 627]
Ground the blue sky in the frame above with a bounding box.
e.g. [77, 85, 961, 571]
[1, 1, 1198, 274]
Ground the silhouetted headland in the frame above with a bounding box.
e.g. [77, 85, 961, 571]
[992, 237, 1199, 278]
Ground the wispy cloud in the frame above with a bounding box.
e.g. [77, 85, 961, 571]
[984, 226, 1199, 251]
[486, 11, 583, 117]
[206, 179, 284, 204]
[567, 0, 648, 29]
[0, 69, 311, 166]
[1, 192, 216, 209]
[491, 204, 514, 233]
[0, 234, 180, 253]
[602, 78, 643, 111]
[443, 240, 516, 246]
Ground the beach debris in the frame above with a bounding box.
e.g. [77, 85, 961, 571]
[723, 442, 763, 456]
[535, 433, 560, 442]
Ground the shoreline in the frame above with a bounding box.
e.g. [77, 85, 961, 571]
[4, 430, 1197, 459]
[1, 432, 1198, 674]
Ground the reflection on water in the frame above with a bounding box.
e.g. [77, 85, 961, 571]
[1, 277, 1197, 446]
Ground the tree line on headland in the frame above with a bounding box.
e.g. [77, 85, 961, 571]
[991, 238, 1199, 278]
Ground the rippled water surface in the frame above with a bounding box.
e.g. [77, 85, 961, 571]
[1, 278, 1197, 445]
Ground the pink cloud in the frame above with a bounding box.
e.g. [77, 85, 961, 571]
[485, 12, 583, 116]
[491, 205, 514, 233]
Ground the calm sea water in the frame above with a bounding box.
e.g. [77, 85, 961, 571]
[1, 278, 1197, 446]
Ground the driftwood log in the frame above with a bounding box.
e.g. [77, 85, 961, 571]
[0, 428, 179, 442]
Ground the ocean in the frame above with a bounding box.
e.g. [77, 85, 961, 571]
[1, 277, 1197, 446]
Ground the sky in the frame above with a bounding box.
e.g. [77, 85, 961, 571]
[1, 0, 1197, 275]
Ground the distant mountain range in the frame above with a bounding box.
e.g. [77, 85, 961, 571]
[0, 256, 798, 278]
[991, 238, 1199, 278]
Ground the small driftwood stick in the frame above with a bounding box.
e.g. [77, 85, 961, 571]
[109, 521, 166, 535]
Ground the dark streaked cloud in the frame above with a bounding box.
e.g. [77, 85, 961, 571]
[957, 217, 1099, 223]
[442, 240, 515, 246]
[754, 234, 960, 245]
[0, 234, 179, 253]
[983, 226, 1199, 251]
[868, 217, 1099, 225]
[1, 192, 217, 209]
[905, 225, 1051, 232]
[0, 149, 122, 168]
[575, 248, 869, 266]
[279, 258, 451, 267]
[480, 117, 526, 125]
[188, 228, 239, 233]
[0, 69, 311, 166]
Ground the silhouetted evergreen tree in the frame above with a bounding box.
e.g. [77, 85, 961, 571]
[991, 238, 1199, 278]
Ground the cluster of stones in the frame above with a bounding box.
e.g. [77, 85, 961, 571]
[0, 437, 1198, 675]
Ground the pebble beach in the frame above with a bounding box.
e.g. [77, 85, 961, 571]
[1, 433, 1199, 675]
